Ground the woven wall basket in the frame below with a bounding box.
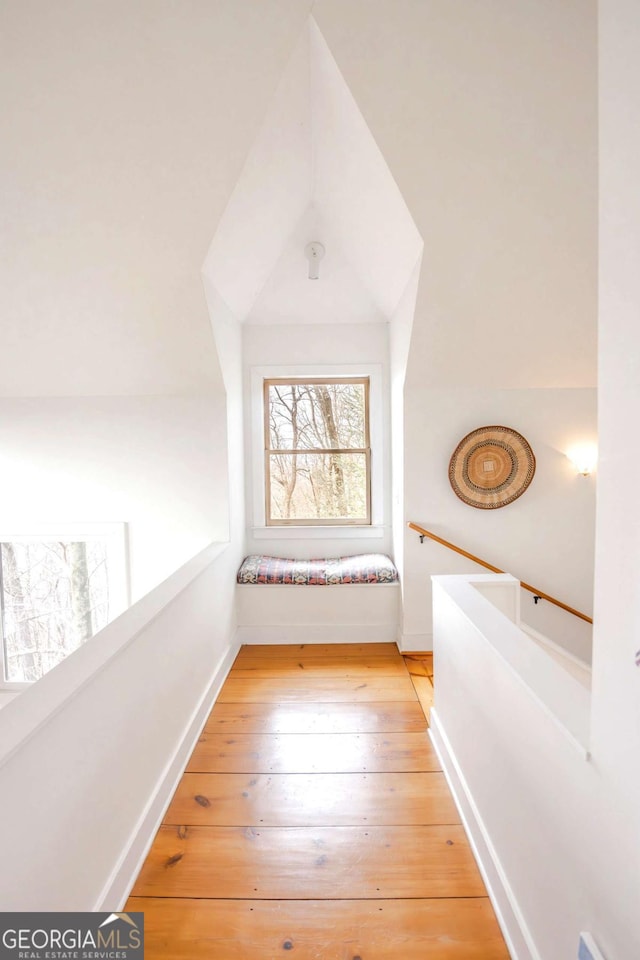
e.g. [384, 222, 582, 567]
[449, 425, 536, 509]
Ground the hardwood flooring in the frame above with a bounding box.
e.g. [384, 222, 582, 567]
[218, 675, 417, 703]
[405, 652, 435, 721]
[204, 700, 427, 734]
[128, 643, 509, 958]
[187, 731, 440, 773]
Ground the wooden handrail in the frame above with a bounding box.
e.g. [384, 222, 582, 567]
[408, 521, 593, 625]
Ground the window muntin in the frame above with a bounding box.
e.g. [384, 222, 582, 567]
[264, 377, 371, 525]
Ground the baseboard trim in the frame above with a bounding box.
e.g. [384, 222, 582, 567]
[429, 709, 540, 960]
[236, 624, 396, 644]
[399, 632, 433, 652]
[94, 634, 241, 910]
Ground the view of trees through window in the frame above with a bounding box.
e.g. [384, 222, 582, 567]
[266, 378, 370, 524]
[0, 541, 110, 683]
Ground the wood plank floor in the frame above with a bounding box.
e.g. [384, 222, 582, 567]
[128, 643, 509, 958]
[405, 652, 435, 721]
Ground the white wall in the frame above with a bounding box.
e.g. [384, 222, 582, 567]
[589, 0, 640, 954]
[202, 282, 246, 542]
[1, 1, 598, 631]
[242, 322, 393, 559]
[237, 583, 399, 645]
[0, 544, 239, 910]
[0, 396, 228, 600]
[403, 388, 597, 656]
[4, 2, 598, 654]
[390, 258, 422, 631]
[201, 280, 248, 648]
[0, 1, 310, 608]
[426, 3, 640, 957]
[314, 0, 598, 653]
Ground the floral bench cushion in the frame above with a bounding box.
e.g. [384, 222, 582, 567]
[237, 553, 399, 585]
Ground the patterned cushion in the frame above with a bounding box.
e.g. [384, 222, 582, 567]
[237, 553, 399, 585]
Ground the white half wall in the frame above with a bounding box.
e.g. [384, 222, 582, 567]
[431, 571, 639, 960]
[0, 543, 240, 911]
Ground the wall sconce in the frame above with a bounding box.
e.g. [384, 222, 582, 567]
[304, 241, 325, 280]
[567, 444, 598, 477]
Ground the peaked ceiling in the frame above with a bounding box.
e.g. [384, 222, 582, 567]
[203, 18, 423, 326]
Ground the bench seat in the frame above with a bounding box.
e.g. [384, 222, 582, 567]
[237, 553, 399, 586]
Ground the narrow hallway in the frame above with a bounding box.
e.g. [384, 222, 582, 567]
[128, 643, 509, 958]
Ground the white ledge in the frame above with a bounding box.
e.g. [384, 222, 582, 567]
[432, 573, 591, 755]
[251, 525, 386, 540]
[0, 541, 229, 769]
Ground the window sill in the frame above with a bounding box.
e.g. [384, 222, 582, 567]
[252, 525, 386, 540]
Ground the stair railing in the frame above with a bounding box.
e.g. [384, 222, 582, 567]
[408, 521, 593, 625]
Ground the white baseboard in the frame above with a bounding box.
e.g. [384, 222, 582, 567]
[94, 634, 241, 910]
[429, 709, 540, 960]
[399, 632, 433, 652]
[236, 624, 396, 645]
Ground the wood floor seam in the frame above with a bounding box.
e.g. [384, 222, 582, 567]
[127, 643, 510, 958]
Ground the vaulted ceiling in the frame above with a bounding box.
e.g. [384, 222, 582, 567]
[0, 1, 596, 394]
[203, 19, 422, 327]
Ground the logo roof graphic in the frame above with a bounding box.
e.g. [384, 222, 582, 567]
[99, 914, 139, 930]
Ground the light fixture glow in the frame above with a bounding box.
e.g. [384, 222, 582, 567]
[567, 443, 598, 477]
[304, 241, 325, 280]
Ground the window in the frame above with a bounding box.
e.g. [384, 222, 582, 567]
[264, 377, 371, 525]
[0, 524, 128, 685]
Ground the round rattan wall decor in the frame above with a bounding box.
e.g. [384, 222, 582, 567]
[448, 425, 536, 509]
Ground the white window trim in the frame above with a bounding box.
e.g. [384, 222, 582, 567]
[250, 364, 386, 539]
[0, 521, 130, 688]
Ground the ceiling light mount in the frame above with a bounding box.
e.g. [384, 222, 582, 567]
[305, 241, 325, 280]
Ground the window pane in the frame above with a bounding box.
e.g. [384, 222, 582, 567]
[268, 381, 367, 450]
[0, 541, 110, 682]
[269, 452, 369, 522]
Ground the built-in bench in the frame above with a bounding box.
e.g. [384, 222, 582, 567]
[236, 553, 400, 644]
[237, 553, 399, 586]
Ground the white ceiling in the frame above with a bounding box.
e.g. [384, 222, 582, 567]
[0, 1, 594, 393]
[203, 18, 423, 326]
[246, 207, 386, 326]
[0, 0, 312, 396]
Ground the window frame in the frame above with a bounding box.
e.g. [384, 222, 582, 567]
[263, 376, 372, 527]
[0, 522, 129, 689]
[250, 363, 385, 537]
